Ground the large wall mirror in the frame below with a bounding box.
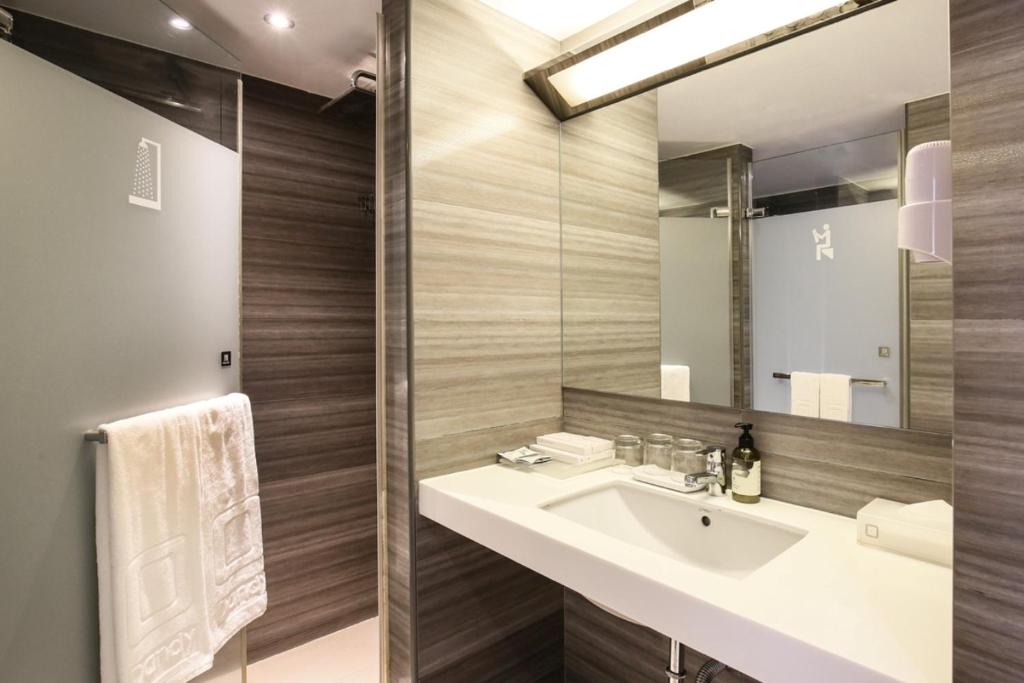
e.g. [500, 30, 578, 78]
[560, 0, 951, 432]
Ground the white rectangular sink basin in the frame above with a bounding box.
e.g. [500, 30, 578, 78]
[543, 482, 807, 578]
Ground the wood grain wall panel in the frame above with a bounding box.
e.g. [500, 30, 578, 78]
[951, 1, 1024, 678]
[416, 519, 564, 683]
[561, 94, 662, 398]
[564, 591, 759, 683]
[563, 387, 738, 448]
[11, 10, 238, 150]
[410, 0, 563, 450]
[905, 94, 954, 434]
[564, 388, 951, 518]
[240, 76, 377, 662]
[407, 0, 565, 679]
[381, 0, 416, 679]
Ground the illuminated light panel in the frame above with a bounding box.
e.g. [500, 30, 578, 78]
[549, 0, 845, 107]
[263, 12, 295, 29]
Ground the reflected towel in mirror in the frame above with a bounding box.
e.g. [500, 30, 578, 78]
[789, 371, 820, 418]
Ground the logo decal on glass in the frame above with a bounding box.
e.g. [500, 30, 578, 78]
[813, 224, 834, 261]
[129, 138, 161, 211]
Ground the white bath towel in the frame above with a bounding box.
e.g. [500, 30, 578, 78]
[820, 373, 853, 422]
[661, 365, 691, 402]
[789, 372, 821, 418]
[96, 393, 266, 683]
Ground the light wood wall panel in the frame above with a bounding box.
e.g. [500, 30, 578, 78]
[408, 0, 565, 679]
[906, 94, 954, 434]
[410, 0, 563, 451]
[950, 1, 1024, 678]
[241, 77, 377, 662]
[561, 94, 662, 397]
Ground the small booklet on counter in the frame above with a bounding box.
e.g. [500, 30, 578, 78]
[497, 447, 552, 466]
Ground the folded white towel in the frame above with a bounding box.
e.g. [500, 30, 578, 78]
[819, 373, 852, 422]
[535, 432, 613, 457]
[661, 365, 691, 402]
[789, 372, 821, 418]
[530, 443, 614, 465]
[96, 393, 266, 683]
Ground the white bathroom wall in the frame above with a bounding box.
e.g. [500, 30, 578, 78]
[751, 200, 901, 426]
[0, 40, 241, 681]
[660, 216, 733, 405]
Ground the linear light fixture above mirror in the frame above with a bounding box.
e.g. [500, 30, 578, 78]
[525, 0, 896, 121]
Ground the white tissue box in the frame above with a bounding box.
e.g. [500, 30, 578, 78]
[856, 498, 952, 567]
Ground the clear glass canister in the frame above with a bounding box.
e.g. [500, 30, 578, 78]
[644, 433, 673, 469]
[614, 434, 643, 466]
[671, 437, 705, 475]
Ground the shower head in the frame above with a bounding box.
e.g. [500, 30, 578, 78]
[319, 69, 377, 114]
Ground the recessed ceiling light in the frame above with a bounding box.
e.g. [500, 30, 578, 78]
[263, 12, 295, 30]
[169, 16, 192, 30]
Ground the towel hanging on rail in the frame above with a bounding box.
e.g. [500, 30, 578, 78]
[94, 393, 266, 683]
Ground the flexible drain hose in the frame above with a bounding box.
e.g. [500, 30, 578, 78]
[694, 658, 729, 683]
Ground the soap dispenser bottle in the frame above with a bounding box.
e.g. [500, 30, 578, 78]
[731, 422, 761, 504]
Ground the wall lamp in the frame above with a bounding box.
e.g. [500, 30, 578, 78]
[524, 0, 896, 121]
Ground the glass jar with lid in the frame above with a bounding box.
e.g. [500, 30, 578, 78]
[644, 433, 673, 469]
[671, 437, 705, 475]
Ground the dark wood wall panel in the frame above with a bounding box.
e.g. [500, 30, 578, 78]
[565, 591, 759, 683]
[563, 388, 951, 518]
[241, 76, 377, 662]
[905, 94, 953, 435]
[950, 0, 1024, 678]
[381, 0, 416, 679]
[416, 520, 564, 683]
[11, 10, 238, 150]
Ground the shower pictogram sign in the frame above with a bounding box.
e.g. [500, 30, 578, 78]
[129, 138, 161, 211]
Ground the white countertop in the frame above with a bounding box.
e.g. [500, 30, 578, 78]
[419, 464, 951, 683]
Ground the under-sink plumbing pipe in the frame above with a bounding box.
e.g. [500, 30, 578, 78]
[693, 658, 729, 683]
[666, 640, 685, 682]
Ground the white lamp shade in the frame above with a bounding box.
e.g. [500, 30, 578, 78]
[898, 140, 952, 264]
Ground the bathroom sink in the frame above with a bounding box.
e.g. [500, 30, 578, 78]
[542, 481, 807, 578]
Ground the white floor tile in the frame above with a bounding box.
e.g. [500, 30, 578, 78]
[247, 617, 380, 683]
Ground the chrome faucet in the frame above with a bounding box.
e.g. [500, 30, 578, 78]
[684, 447, 727, 496]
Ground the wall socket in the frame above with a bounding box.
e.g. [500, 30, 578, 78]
[878, 346, 891, 358]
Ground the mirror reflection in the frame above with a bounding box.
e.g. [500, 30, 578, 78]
[561, 0, 951, 431]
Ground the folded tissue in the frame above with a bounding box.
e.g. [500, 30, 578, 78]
[856, 498, 952, 567]
[498, 447, 551, 466]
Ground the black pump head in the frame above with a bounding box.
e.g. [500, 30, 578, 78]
[734, 422, 754, 448]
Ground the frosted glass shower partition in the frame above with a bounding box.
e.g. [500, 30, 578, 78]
[750, 134, 902, 427]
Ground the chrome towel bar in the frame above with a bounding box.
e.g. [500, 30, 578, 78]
[84, 430, 108, 444]
[772, 372, 887, 388]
